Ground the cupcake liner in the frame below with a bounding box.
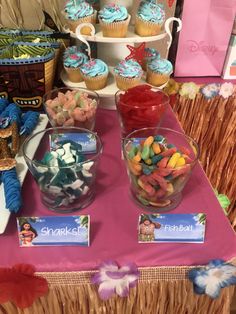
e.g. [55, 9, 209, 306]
[81, 72, 108, 90]
[65, 66, 83, 83]
[146, 68, 169, 87]
[98, 14, 131, 38]
[135, 15, 163, 37]
[114, 73, 142, 91]
[65, 11, 97, 34]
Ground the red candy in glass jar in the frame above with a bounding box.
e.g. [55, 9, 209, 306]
[115, 85, 169, 138]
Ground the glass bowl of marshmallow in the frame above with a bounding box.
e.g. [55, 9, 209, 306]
[43, 87, 99, 131]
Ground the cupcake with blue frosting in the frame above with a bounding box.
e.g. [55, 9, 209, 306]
[135, 0, 165, 37]
[142, 47, 160, 70]
[114, 59, 143, 90]
[98, 3, 130, 38]
[80, 59, 109, 90]
[63, 46, 88, 82]
[147, 58, 173, 87]
[64, 0, 97, 34]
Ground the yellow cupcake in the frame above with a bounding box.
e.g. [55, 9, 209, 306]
[98, 4, 131, 38]
[135, 1, 165, 37]
[146, 59, 173, 87]
[80, 59, 109, 90]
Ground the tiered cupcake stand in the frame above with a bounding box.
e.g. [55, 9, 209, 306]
[61, 17, 182, 108]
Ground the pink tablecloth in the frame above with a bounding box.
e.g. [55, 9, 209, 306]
[1, 107, 236, 272]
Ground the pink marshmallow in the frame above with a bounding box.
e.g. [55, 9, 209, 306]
[56, 112, 66, 126]
[46, 107, 56, 119]
[64, 99, 76, 110]
[73, 108, 87, 122]
[64, 118, 75, 126]
[57, 92, 66, 103]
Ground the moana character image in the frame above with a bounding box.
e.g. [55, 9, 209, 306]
[139, 217, 161, 242]
[19, 221, 38, 246]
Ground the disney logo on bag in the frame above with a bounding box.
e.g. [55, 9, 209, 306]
[186, 40, 218, 55]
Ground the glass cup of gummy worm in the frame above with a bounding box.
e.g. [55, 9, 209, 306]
[122, 127, 199, 212]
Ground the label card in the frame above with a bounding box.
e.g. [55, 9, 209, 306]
[138, 213, 206, 243]
[50, 132, 97, 153]
[17, 216, 90, 247]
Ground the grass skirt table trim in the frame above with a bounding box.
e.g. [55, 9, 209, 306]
[0, 260, 235, 314]
[172, 92, 236, 229]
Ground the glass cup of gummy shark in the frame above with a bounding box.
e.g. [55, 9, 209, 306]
[22, 126, 102, 213]
[122, 127, 199, 212]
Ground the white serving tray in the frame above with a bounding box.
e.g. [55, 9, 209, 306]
[0, 114, 48, 235]
[64, 17, 182, 48]
[67, 25, 167, 44]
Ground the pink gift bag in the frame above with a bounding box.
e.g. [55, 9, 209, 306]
[174, 0, 236, 76]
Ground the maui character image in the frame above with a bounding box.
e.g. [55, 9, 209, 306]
[139, 217, 161, 242]
[19, 222, 38, 246]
